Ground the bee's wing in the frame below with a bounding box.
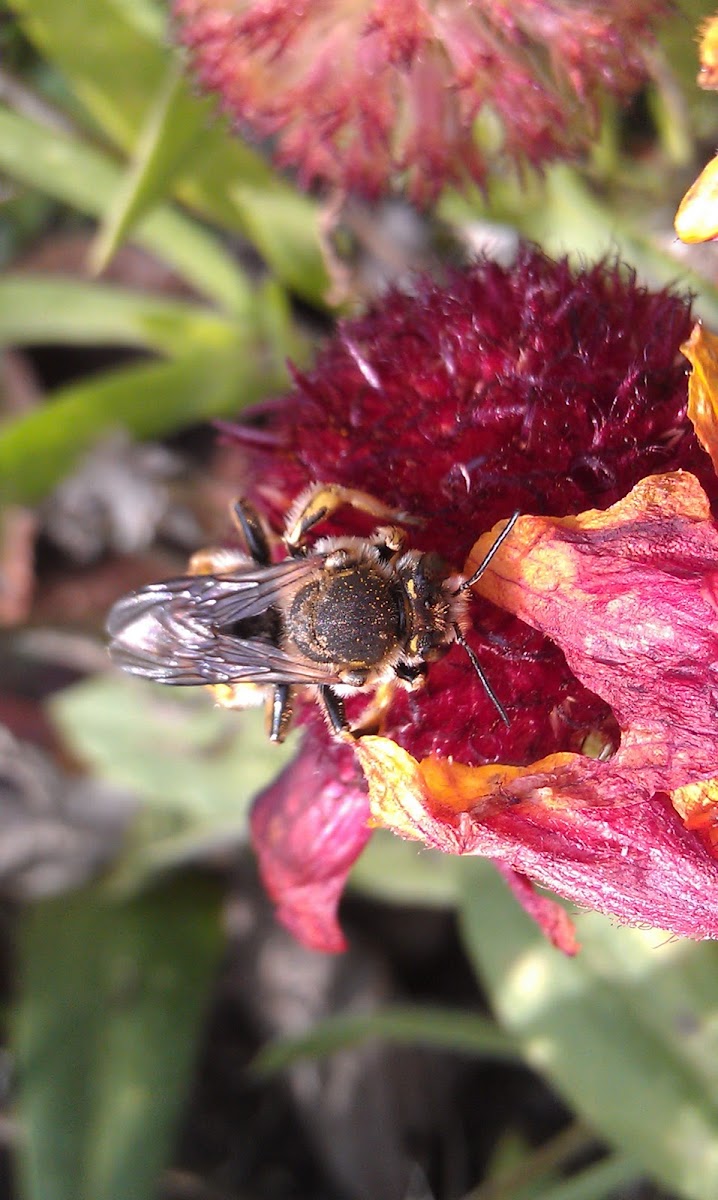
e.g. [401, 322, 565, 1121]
[180, 556, 318, 626]
[106, 556, 339, 687]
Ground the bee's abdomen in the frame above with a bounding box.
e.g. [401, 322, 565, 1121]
[289, 566, 403, 667]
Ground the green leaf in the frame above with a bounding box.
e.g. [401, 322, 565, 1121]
[9, 0, 185, 150]
[232, 184, 331, 307]
[459, 861, 718, 1200]
[49, 676, 296, 890]
[0, 105, 254, 315]
[254, 1004, 518, 1075]
[349, 829, 461, 908]
[477, 1122, 598, 1200]
[0, 346, 289, 506]
[91, 61, 206, 273]
[523, 167, 714, 317]
[105, 0, 165, 42]
[0, 276, 237, 356]
[8, 0, 270, 186]
[528, 1155, 642, 1200]
[9, 0, 331, 305]
[13, 877, 223, 1200]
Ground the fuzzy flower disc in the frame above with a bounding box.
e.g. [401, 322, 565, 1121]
[237, 250, 714, 769]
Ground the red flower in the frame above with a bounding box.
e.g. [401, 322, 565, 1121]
[174, 0, 668, 203]
[221, 247, 718, 952]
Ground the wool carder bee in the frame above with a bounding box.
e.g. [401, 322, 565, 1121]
[107, 484, 516, 741]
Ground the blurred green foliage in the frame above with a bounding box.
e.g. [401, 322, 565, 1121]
[3, 1, 718, 1198]
[15, 877, 224, 1200]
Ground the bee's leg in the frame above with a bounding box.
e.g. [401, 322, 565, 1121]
[318, 685, 353, 739]
[284, 483, 421, 553]
[267, 684, 294, 742]
[229, 498, 272, 566]
[191, 500, 271, 575]
[189, 547, 253, 576]
[370, 525, 407, 562]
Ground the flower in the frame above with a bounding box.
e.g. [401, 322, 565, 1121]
[223, 246, 718, 953]
[174, 0, 668, 204]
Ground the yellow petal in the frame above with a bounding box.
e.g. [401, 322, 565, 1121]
[698, 15, 718, 89]
[675, 155, 718, 243]
[671, 778, 718, 854]
[681, 321, 718, 472]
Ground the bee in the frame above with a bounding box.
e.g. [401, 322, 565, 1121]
[106, 483, 516, 742]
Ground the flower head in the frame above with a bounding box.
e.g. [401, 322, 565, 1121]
[174, 0, 668, 203]
[223, 246, 718, 953]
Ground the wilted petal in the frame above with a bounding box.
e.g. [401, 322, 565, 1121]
[356, 470, 718, 942]
[467, 472, 718, 792]
[494, 865, 580, 956]
[674, 15, 718, 239]
[357, 736, 718, 939]
[251, 737, 371, 952]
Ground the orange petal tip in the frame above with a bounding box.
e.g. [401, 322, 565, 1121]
[681, 322, 718, 472]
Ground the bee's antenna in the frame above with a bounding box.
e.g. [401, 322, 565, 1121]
[453, 624, 510, 727]
[457, 511, 520, 593]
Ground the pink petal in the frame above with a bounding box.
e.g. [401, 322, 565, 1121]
[467, 471, 718, 792]
[356, 473, 718, 942]
[494, 864, 579, 954]
[250, 737, 371, 952]
[357, 737, 718, 940]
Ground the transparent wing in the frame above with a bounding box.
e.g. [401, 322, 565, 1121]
[106, 557, 339, 687]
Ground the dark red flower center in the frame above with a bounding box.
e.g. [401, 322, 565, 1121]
[227, 249, 716, 766]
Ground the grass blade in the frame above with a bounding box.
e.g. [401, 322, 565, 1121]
[13, 878, 223, 1200]
[459, 860, 718, 1200]
[254, 1004, 518, 1075]
[0, 347, 288, 505]
[0, 105, 254, 315]
[0, 275, 237, 356]
[90, 61, 205, 273]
